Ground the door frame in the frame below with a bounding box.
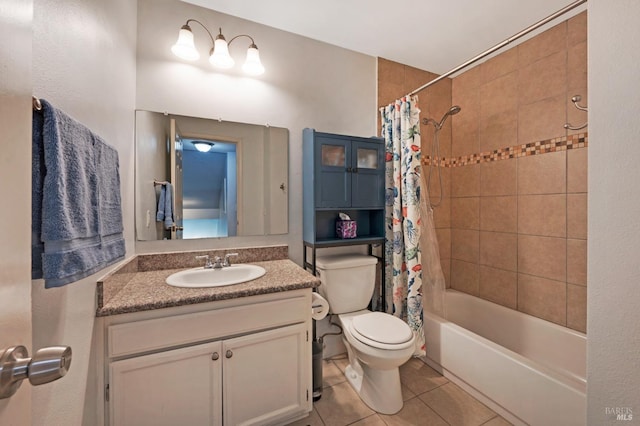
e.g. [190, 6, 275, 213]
[0, 0, 34, 423]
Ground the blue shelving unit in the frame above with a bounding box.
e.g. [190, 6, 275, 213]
[302, 128, 386, 309]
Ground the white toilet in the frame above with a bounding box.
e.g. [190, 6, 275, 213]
[315, 254, 415, 415]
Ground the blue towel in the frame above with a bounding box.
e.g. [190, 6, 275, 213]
[32, 99, 125, 288]
[156, 183, 174, 229]
[32, 109, 46, 278]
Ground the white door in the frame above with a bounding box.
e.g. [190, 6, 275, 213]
[222, 323, 309, 426]
[109, 341, 223, 426]
[170, 119, 184, 240]
[0, 0, 34, 423]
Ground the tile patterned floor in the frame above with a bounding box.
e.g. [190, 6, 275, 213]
[287, 355, 513, 426]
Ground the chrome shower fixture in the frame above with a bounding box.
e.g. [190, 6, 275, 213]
[564, 94, 588, 130]
[422, 105, 461, 130]
[448, 105, 462, 116]
[424, 105, 461, 209]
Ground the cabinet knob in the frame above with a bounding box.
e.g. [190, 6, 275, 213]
[346, 167, 352, 173]
[225, 350, 233, 359]
[211, 352, 219, 361]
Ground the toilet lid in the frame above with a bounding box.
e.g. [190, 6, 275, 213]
[350, 312, 413, 347]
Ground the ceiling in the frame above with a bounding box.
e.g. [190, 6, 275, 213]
[183, 0, 585, 75]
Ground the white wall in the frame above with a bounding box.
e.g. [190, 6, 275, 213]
[588, 1, 640, 424]
[135, 0, 378, 264]
[31, 0, 137, 425]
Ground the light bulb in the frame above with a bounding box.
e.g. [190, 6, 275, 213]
[209, 33, 234, 69]
[171, 25, 199, 61]
[242, 44, 265, 75]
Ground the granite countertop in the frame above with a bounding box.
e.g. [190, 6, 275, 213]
[97, 259, 320, 317]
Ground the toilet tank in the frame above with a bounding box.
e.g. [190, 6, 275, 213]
[315, 254, 378, 314]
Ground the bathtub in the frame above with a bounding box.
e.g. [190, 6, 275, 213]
[423, 290, 586, 426]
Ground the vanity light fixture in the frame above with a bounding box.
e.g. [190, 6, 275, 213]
[193, 141, 215, 153]
[171, 19, 265, 76]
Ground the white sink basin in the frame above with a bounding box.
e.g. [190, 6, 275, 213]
[166, 264, 266, 288]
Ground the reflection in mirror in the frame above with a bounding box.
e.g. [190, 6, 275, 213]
[135, 111, 288, 241]
[181, 138, 238, 239]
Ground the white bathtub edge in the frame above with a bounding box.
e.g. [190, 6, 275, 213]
[424, 307, 587, 426]
[421, 356, 528, 426]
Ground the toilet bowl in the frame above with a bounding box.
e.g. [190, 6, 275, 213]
[315, 254, 416, 415]
[338, 310, 415, 414]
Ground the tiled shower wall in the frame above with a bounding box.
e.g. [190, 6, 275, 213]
[378, 11, 587, 333]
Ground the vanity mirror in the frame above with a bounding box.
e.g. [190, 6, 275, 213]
[135, 111, 288, 241]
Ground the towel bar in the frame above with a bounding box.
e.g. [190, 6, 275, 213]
[32, 96, 42, 111]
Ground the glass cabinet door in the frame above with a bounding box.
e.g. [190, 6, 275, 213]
[321, 145, 345, 167]
[351, 140, 384, 208]
[356, 147, 378, 170]
[315, 137, 351, 208]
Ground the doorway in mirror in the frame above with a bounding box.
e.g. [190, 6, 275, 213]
[182, 138, 238, 239]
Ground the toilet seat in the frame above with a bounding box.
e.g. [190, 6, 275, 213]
[348, 312, 414, 351]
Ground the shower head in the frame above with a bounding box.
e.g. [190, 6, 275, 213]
[422, 105, 462, 130]
[437, 105, 461, 128]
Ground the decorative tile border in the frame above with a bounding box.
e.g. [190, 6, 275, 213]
[423, 132, 588, 167]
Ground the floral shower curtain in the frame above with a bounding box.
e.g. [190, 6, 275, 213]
[380, 96, 425, 356]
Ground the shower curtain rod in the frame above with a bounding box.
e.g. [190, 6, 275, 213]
[408, 0, 587, 96]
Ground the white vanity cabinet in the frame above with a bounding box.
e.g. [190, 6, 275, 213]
[110, 341, 223, 425]
[99, 289, 312, 426]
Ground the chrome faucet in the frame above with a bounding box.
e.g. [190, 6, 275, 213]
[195, 255, 224, 269]
[196, 253, 237, 269]
[223, 253, 238, 267]
[195, 255, 213, 269]
[211, 256, 224, 269]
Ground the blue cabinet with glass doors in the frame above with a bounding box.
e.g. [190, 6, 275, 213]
[302, 128, 385, 275]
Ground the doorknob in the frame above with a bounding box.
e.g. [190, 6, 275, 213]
[0, 345, 72, 399]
